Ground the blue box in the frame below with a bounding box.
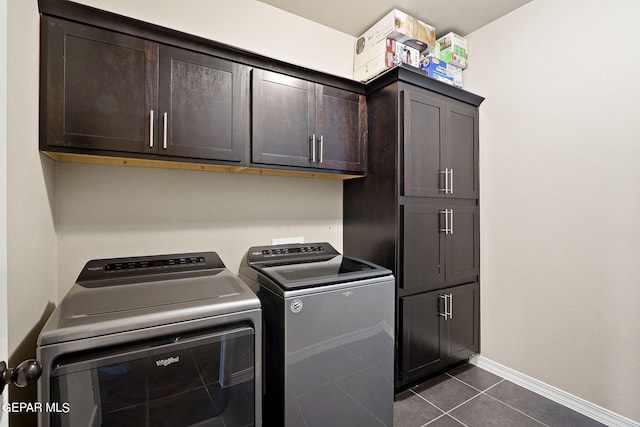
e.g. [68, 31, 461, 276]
[419, 56, 454, 86]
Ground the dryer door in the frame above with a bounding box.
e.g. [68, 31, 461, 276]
[49, 326, 255, 427]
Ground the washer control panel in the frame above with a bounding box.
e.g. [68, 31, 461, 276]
[247, 242, 338, 263]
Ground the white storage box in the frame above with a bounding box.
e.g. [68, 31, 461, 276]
[355, 9, 435, 54]
[354, 38, 419, 82]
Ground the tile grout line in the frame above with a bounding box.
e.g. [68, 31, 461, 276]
[409, 375, 492, 425]
[482, 391, 552, 427]
[411, 372, 553, 427]
[422, 412, 470, 427]
[408, 387, 446, 415]
[445, 373, 551, 427]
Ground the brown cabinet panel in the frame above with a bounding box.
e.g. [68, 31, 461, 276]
[447, 283, 480, 362]
[316, 85, 366, 172]
[447, 103, 479, 198]
[401, 89, 479, 199]
[252, 69, 366, 173]
[402, 91, 445, 197]
[42, 16, 157, 153]
[446, 205, 480, 282]
[401, 204, 445, 290]
[158, 46, 246, 161]
[399, 282, 479, 383]
[402, 200, 478, 291]
[42, 17, 248, 164]
[251, 69, 315, 167]
[400, 291, 446, 381]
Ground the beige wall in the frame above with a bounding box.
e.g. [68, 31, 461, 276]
[465, 0, 640, 421]
[6, 0, 57, 359]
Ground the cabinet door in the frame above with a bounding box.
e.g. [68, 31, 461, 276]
[446, 102, 479, 198]
[41, 17, 158, 153]
[401, 90, 446, 198]
[446, 282, 480, 362]
[158, 46, 246, 162]
[400, 291, 446, 383]
[400, 204, 445, 291]
[251, 69, 315, 167]
[445, 204, 480, 283]
[315, 85, 366, 172]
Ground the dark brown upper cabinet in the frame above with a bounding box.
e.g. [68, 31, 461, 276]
[40, 16, 247, 164]
[252, 69, 366, 173]
[402, 89, 478, 199]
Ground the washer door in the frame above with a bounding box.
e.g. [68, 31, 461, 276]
[284, 279, 395, 426]
[49, 326, 255, 426]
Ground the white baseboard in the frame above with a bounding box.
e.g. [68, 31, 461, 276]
[470, 356, 639, 427]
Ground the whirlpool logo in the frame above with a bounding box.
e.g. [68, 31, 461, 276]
[155, 356, 180, 367]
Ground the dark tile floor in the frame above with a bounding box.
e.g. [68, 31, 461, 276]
[394, 364, 606, 427]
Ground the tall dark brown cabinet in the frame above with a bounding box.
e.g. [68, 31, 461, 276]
[345, 66, 484, 390]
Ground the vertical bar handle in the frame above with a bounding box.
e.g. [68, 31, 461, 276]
[448, 294, 453, 319]
[450, 168, 454, 194]
[310, 134, 317, 162]
[439, 294, 448, 319]
[440, 169, 450, 194]
[319, 135, 324, 164]
[149, 110, 154, 148]
[449, 209, 454, 235]
[440, 209, 451, 234]
[162, 112, 168, 150]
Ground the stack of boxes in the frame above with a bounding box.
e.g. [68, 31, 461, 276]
[353, 9, 435, 82]
[353, 10, 468, 89]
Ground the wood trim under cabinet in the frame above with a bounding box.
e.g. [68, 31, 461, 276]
[42, 152, 364, 180]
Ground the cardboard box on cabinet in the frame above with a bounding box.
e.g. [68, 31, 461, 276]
[437, 32, 468, 69]
[354, 38, 419, 82]
[354, 9, 436, 55]
[419, 56, 463, 88]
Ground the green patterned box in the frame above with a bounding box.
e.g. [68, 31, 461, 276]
[437, 32, 467, 69]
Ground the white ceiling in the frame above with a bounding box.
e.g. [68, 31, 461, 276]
[257, 0, 532, 37]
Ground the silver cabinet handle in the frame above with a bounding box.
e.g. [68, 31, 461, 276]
[440, 168, 449, 193]
[440, 169, 455, 194]
[439, 209, 454, 234]
[162, 112, 168, 150]
[439, 294, 448, 319]
[149, 110, 154, 148]
[439, 294, 453, 320]
[310, 134, 317, 162]
[439, 209, 448, 234]
[319, 135, 324, 164]
[440, 209, 451, 234]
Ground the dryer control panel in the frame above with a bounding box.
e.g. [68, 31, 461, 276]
[77, 252, 226, 287]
